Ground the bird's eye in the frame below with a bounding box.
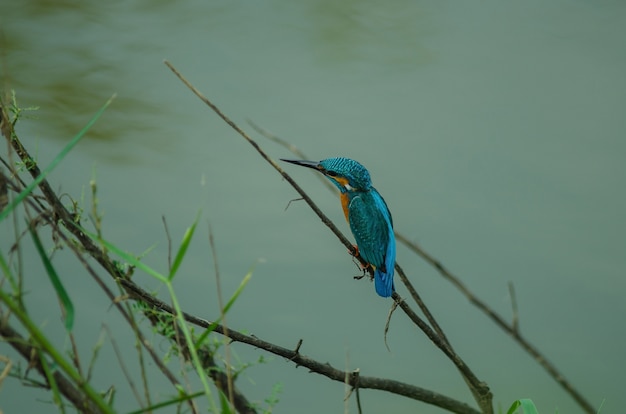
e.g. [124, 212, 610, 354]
[326, 170, 337, 177]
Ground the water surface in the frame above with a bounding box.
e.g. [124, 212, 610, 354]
[1, 1, 624, 412]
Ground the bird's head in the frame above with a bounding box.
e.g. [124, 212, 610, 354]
[281, 157, 372, 192]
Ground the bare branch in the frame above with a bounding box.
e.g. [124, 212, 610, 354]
[119, 277, 479, 414]
[508, 282, 519, 334]
[164, 60, 491, 413]
[395, 234, 595, 414]
[248, 118, 596, 414]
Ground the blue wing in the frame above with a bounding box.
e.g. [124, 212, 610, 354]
[347, 189, 396, 297]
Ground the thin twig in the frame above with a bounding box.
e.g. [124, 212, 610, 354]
[162, 215, 173, 271]
[0, 355, 13, 390]
[344, 368, 363, 414]
[247, 120, 304, 158]
[508, 282, 519, 334]
[65, 307, 83, 378]
[208, 223, 235, 410]
[104, 324, 145, 409]
[384, 300, 399, 352]
[353, 370, 363, 414]
[293, 339, 303, 355]
[246, 120, 339, 194]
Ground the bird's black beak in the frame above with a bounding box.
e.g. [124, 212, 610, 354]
[280, 159, 321, 171]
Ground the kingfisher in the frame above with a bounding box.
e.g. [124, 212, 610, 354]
[281, 157, 396, 298]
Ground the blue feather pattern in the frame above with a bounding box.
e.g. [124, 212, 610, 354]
[282, 157, 396, 297]
[347, 189, 395, 297]
[318, 158, 396, 297]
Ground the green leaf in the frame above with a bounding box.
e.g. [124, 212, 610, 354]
[0, 94, 116, 222]
[507, 398, 539, 414]
[29, 225, 74, 331]
[168, 210, 201, 281]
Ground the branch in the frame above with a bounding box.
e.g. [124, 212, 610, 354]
[248, 118, 596, 414]
[150, 301, 256, 414]
[119, 278, 480, 414]
[3, 91, 480, 413]
[1, 101, 236, 413]
[164, 60, 492, 413]
[395, 234, 596, 414]
[0, 317, 104, 414]
[245, 122, 453, 345]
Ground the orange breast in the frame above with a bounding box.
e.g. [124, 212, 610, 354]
[340, 192, 350, 223]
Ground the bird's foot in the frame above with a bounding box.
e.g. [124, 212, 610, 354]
[349, 245, 374, 280]
[353, 263, 374, 281]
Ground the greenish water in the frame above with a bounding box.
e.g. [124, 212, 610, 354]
[1, 1, 625, 413]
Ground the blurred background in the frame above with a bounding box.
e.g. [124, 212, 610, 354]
[1, 1, 625, 413]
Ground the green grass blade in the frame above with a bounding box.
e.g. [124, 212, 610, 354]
[507, 399, 539, 414]
[83, 227, 167, 283]
[40, 353, 66, 414]
[168, 210, 201, 281]
[29, 225, 74, 331]
[219, 390, 233, 414]
[0, 250, 19, 294]
[0, 94, 116, 222]
[195, 268, 252, 348]
[126, 391, 204, 414]
[83, 223, 218, 409]
[166, 284, 218, 413]
[221, 268, 252, 315]
[0, 289, 114, 414]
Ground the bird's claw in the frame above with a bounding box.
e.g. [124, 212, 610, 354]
[353, 262, 374, 281]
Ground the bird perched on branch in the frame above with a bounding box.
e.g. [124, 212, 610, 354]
[281, 157, 395, 298]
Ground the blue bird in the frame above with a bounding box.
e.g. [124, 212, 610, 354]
[282, 157, 396, 297]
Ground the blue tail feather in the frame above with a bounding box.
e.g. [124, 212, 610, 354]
[374, 269, 394, 298]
